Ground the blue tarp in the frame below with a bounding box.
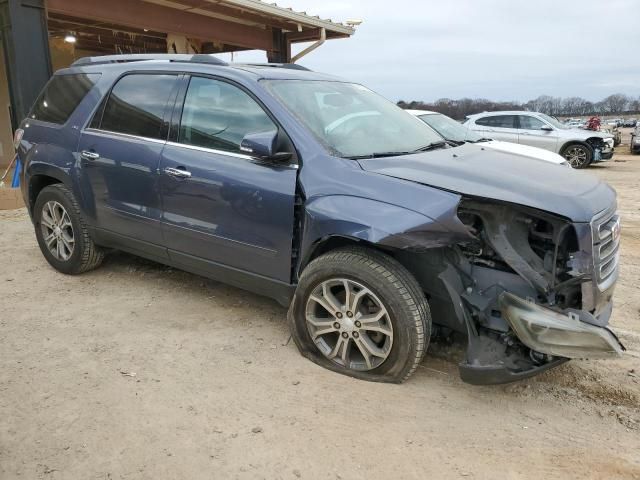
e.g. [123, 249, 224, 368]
[11, 157, 21, 188]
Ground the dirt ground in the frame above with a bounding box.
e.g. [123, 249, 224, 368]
[1, 149, 639, 480]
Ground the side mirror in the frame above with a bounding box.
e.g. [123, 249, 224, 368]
[240, 130, 292, 163]
[540, 125, 553, 132]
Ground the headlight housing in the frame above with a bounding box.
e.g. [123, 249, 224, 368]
[499, 292, 624, 358]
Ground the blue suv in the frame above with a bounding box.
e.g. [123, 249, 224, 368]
[17, 54, 624, 385]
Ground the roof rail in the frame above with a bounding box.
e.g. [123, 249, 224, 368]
[236, 63, 311, 71]
[71, 54, 228, 67]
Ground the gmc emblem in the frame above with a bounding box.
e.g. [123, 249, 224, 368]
[610, 219, 621, 242]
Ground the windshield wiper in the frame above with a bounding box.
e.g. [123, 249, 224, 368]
[345, 151, 414, 159]
[410, 140, 452, 152]
[344, 141, 453, 160]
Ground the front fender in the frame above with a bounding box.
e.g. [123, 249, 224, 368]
[299, 195, 471, 268]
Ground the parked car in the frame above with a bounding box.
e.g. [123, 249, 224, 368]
[464, 111, 615, 168]
[17, 54, 623, 385]
[631, 127, 640, 154]
[565, 120, 585, 129]
[623, 118, 637, 128]
[406, 110, 568, 166]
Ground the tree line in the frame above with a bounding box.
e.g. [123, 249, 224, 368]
[397, 94, 640, 120]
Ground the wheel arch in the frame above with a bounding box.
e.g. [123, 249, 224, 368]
[28, 172, 65, 214]
[299, 234, 382, 276]
[559, 139, 593, 156]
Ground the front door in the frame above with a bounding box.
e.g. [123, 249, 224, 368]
[159, 76, 298, 282]
[516, 115, 558, 152]
[77, 73, 179, 253]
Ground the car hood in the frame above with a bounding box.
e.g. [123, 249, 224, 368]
[566, 128, 613, 139]
[482, 140, 566, 164]
[358, 143, 616, 222]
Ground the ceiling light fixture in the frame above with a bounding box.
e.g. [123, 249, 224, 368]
[64, 33, 77, 43]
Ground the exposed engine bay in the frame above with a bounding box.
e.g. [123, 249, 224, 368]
[457, 200, 583, 310]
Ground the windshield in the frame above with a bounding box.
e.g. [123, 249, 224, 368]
[417, 113, 482, 142]
[539, 113, 570, 130]
[264, 80, 443, 158]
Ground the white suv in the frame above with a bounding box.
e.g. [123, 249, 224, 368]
[464, 111, 614, 168]
[407, 110, 567, 166]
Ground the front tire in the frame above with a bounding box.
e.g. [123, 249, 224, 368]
[288, 247, 431, 383]
[33, 184, 104, 274]
[562, 143, 592, 168]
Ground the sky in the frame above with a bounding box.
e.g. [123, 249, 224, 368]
[227, 0, 640, 103]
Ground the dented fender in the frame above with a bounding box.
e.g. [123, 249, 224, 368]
[299, 194, 472, 271]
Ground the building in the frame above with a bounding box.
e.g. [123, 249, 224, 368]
[0, 0, 355, 176]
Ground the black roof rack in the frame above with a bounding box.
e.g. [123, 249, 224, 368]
[235, 63, 311, 71]
[71, 54, 228, 67]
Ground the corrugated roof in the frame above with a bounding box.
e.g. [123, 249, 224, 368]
[140, 0, 356, 37]
[225, 0, 355, 35]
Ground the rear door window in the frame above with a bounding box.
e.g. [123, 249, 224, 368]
[97, 74, 178, 140]
[475, 115, 517, 128]
[29, 73, 100, 124]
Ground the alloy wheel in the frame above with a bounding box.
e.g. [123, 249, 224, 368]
[40, 201, 75, 261]
[564, 146, 588, 167]
[305, 278, 393, 371]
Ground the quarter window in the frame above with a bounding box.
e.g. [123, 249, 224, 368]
[98, 74, 178, 140]
[518, 115, 547, 130]
[475, 115, 517, 129]
[30, 73, 100, 124]
[178, 76, 276, 154]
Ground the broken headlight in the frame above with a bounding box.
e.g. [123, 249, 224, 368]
[499, 292, 624, 358]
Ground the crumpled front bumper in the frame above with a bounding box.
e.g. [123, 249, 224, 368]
[499, 292, 625, 359]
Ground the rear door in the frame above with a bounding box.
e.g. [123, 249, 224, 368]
[473, 115, 518, 143]
[159, 75, 298, 282]
[77, 73, 180, 255]
[516, 114, 559, 152]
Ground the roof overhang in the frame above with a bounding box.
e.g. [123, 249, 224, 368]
[46, 0, 355, 59]
[141, 0, 355, 39]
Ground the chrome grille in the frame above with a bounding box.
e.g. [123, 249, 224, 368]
[591, 208, 620, 290]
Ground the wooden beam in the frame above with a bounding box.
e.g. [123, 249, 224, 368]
[48, 15, 167, 40]
[73, 40, 166, 54]
[286, 27, 349, 43]
[46, 0, 272, 50]
[286, 27, 321, 43]
[68, 36, 168, 52]
[267, 28, 290, 63]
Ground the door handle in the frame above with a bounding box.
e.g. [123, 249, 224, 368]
[81, 150, 100, 160]
[164, 167, 192, 179]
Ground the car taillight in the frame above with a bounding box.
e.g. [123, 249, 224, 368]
[13, 128, 23, 150]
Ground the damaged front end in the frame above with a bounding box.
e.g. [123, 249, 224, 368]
[401, 199, 624, 385]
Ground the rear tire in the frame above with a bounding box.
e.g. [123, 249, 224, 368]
[561, 143, 592, 168]
[33, 184, 104, 274]
[288, 247, 430, 383]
